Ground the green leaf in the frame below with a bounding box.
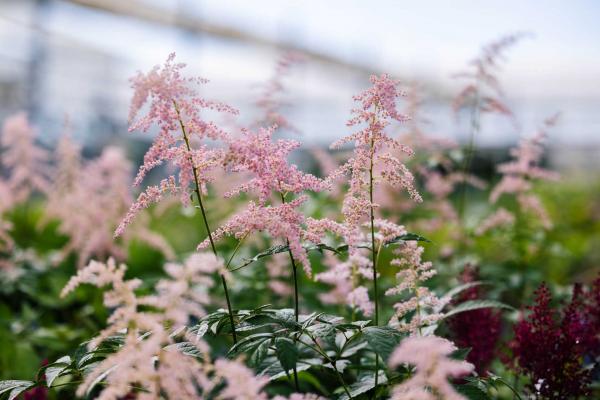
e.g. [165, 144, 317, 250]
[444, 300, 514, 319]
[86, 364, 119, 396]
[189, 321, 209, 341]
[450, 347, 472, 361]
[384, 233, 431, 245]
[275, 337, 299, 373]
[231, 244, 289, 271]
[363, 326, 403, 362]
[249, 339, 271, 367]
[165, 342, 203, 358]
[272, 309, 301, 330]
[338, 371, 387, 400]
[441, 281, 491, 304]
[0, 381, 35, 400]
[44, 355, 72, 387]
[229, 333, 274, 357]
[455, 383, 491, 400]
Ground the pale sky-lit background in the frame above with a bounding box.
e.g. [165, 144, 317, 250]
[1, 0, 599, 160]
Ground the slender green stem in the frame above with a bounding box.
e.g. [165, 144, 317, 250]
[279, 192, 300, 391]
[457, 82, 481, 226]
[280, 193, 300, 322]
[225, 233, 248, 270]
[368, 134, 381, 390]
[173, 100, 237, 344]
[301, 334, 354, 399]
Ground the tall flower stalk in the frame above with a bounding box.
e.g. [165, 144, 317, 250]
[453, 34, 525, 224]
[310, 74, 422, 386]
[115, 53, 239, 343]
[200, 125, 325, 390]
[324, 74, 422, 322]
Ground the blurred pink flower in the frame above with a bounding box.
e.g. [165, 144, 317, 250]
[1, 112, 50, 203]
[485, 116, 559, 230]
[389, 336, 474, 400]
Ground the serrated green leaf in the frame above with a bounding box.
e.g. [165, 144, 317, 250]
[86, 364, 119, 396]
[275, 337, 298, 373]
[0, 381, 35, 396]
[455, 383, 491, 400]
[441, 281, 491, 304]
[249, 339, 271, 367]
[450, 347, 472, 361]
[189, 321, 209, 341]
[165, 342, 203, 358]
[229, 333, 274, 356]
[363, 326, 403, 362]
[231, 244, 289, 271]
[45, 356, 72, 387]
[444, 300, 514, 319]
[338, 371, 387, 400]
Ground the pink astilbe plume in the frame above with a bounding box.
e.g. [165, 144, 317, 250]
[201, 125, 325, 276]
[484, 116, 560, 230]
[254, 51, 304, 132]
[213, 358, 270, 400]
[0, 179, 13, 261]
[224, 125, 323, 205]
[47, 134, 81, 212]
[51, 146, 173, 268]
[199, 196, 315, 275]
[315, 251, 374, 316]
[453, 33, 528, 121]
[115, 53, 238, 237]
[266, 253, 292, 297]
[328, 74, 421, 228]
[386, 241, 443, 333]
[0, 112, 50, 203]
[60, 255, 259, 400]
[388, 336, 474, 400]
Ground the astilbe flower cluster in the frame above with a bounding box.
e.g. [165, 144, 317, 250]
[512, 283, 595, 399]
[0, 112, 50, 204]
[447, 265, 501, 373]
[115, 53, 238, 237]
[315, 251, 374, 316]
[388, 336, 474, 400]
[200, 125, 325, 276]
[60, 255, 322, 400]
[60, 254, 262, 400]
[254, 51, 304, 132]
[385, 241, 443, 333]
[453, 33, 526, 120]
[49, 145, 172, 268]
[327, 74, 421, 228]
[481, 116, 560, 233]
[308, 74, 422, 317]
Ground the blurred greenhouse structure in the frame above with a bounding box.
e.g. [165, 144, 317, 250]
[1, 0, 599, 173]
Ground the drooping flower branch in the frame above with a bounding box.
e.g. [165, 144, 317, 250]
[114, 53, 239, 343]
